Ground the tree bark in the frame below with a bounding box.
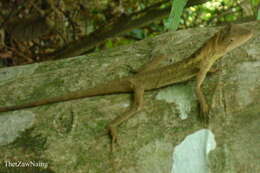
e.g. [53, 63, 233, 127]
[0, 21, 259, 173]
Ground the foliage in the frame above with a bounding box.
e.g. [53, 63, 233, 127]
[0, 0, 257, 66]
[165, 0, 188, 31]
[250, 0, 260, 19]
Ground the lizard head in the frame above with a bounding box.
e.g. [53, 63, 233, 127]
[217, 24, 253, 53]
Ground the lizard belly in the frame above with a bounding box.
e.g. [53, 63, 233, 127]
[148, 73, 196, 90]
[134, 67, 198, 91]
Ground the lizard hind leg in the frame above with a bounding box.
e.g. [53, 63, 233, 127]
[108, 82, 144, 152]
[196, 67, 210, 124]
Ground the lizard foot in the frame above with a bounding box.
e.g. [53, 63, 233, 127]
[108, 125, 118, 152]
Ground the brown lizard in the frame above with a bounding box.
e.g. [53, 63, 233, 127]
[0, 24, 252, 151]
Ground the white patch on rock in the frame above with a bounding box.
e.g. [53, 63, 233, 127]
[0, 111, 35, 146]
[171, 129, 216, 173]
[156, 84, 195, 119]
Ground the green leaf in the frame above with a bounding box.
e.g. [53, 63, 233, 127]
[165, 0, 188, 31]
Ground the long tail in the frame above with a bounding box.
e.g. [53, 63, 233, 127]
[0, 79, 131, 113]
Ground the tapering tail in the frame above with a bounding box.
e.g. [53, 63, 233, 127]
[0, 79, 132, 113]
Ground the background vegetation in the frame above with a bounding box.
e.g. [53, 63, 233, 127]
[0, 0, 259, 66]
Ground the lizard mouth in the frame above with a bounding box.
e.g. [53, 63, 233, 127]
[219, 24, 252, 52]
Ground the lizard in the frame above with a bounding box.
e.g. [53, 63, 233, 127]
[0, 24, 253, 151]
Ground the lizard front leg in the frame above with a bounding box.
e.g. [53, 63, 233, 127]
[108, 81, 144, 151]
